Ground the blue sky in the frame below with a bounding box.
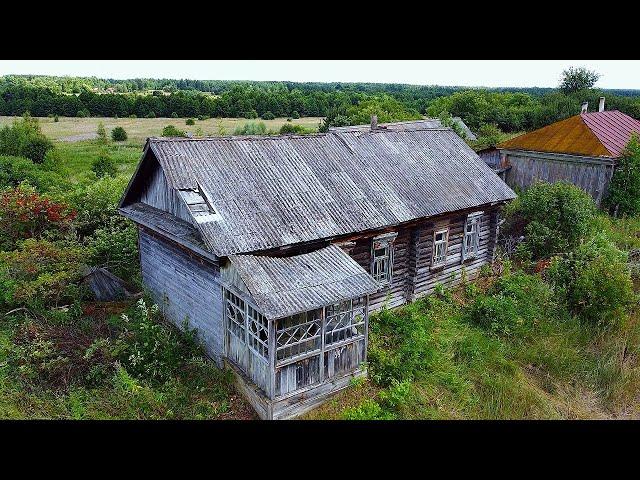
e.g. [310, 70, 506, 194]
[0, 60, 638, 89]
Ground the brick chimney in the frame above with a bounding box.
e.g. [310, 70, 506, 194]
[581, 102, 589, 114]
[370, 114, 378, 131]
[598, 97, 605, 112]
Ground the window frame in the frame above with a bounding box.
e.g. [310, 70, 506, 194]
[462, 212, 483, 261]
[431, 227, 450, 268]
[371, 232, 397, 287]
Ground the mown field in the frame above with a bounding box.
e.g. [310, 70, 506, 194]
[0, 116, 323, 144]
[1, 115, 639, 420]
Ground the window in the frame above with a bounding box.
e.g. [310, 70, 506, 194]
[371, 233, 396, 285]
[463, 213, 482, 260]
[276, 310, 322, 362]
[432, 228, 449, 267]
[325, 298, 366, 345]
[225, 289, 246, 340]
[247, 305, 269, 359]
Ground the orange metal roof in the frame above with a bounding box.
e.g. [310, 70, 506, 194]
[498, 110, 640, 158]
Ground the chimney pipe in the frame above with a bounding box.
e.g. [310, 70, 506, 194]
[598, 97, 605, 112]
[370, 114, 378, 131]
[581, 102, 589, 114]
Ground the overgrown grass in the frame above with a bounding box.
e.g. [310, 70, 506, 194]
[307, 262, 640, 420]
[0, 299, 254, 419]
[55, 141, 140, 183]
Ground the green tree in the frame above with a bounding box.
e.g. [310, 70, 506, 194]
[161, 125, 186, 137]
[0, 114, 54, 163]
[502, 182, 597, 260]
[111, 127, 128, 141]
[96, 122, 107, 143]
[559, 67, 600, 95]
[91, 152, 117, 178]
[605, 134, 640, 216]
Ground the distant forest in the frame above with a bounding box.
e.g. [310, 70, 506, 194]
[1, 74, 639, 133]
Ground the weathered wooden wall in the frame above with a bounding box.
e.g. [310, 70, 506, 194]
[139, 161, 193, 224]
[138, 228, 224, 363]
[340, 207, 498, 311]
[503, 151, 615, 205]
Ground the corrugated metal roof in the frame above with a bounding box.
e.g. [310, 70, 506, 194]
[228, 245, 379, 319]
[147, 128, 515, 256]
[499, 110, 640, 158]
[581, 111, 640, 157]
[329, 118, 477, 140]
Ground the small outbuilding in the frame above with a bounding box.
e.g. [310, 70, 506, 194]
[497, 99, 640, 205]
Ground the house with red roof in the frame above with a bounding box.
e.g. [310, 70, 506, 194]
[497, 98, 640, 205]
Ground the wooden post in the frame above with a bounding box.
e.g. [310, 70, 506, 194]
[268, 319, 276, 399]
[364, 295, 369, 366]
[244, 299, 250, 370]
[319, 307, 326, 383]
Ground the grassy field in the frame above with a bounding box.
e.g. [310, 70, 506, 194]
[0, 116, 323, 144]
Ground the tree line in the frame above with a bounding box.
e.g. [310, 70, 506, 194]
[1, 72, 640, 133]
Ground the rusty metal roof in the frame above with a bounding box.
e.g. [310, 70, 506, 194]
[145, 128, 515, 256]
[499, 110, 640, 158]
[228, 245, 379, 319]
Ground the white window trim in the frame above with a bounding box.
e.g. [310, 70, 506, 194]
[431, 227, 449, 268]
[371, 232, 397, 286]
[462, 212, 483, 261]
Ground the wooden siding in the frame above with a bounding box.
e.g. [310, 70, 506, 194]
[139, 162, 193, 224]
[504, 151, 615, 205]
[341, 207, 498, 311]
[138, 228, 224, 363]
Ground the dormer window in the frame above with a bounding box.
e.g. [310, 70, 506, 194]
[371, 232, 397, 286]
[178, 184, 221, 223]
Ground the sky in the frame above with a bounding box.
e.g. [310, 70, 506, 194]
[0, 60, 638, 89]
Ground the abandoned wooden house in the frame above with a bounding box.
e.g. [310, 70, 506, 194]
[118, 120, 515, 419]
[497, 98, 640, 205]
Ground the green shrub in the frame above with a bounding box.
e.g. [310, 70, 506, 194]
[233, 122, 267, 136]
[197, 115, 209, 121]
[242, 110, 258, 119]
[87, 217, 139, 280]
[170, 112, 179, 118]
[547, 233, 635, 328]
[343, 399, 396, 420]
[96, 123, 107, 143]
[145, 111, 156, 118]
[185, 118, 195, 126]
[77, 109, 90, 118]
[54, 115, 59, 122]
[502, 182, 597, 260]
[261, 111, 275, 120]
[161, 125, 186, 137]
[291, 111, 300, 119]
[63, 175, 129, 238]
[0, 238, 86, 310]
[279, 123, 313, 135]
[0, 155, 68, 193]
[605, 134, 640, 217]
[467, 271, 554, 336]
[111, 127, 128, 142]
[0, 115, 54, 164]
[112, 299, 201, 384]
[91, 153, 117, 179]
